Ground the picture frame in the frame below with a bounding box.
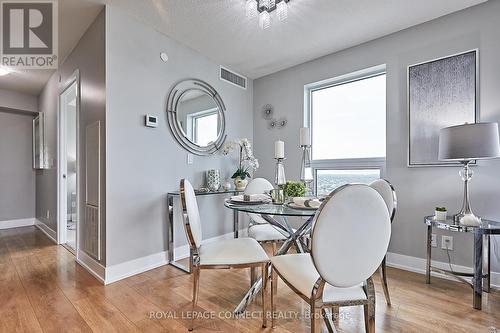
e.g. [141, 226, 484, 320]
[407, 49, 478, 167]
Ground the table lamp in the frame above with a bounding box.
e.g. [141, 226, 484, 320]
[438, 122, 500, 226]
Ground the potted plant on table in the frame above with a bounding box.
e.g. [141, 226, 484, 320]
[223, 138, 259, 191]
[434, 206, 447, 221]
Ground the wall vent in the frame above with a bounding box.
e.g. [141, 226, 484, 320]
[220, 66, 247, 90]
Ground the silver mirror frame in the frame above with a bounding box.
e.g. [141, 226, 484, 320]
[167, 79, 227, 155]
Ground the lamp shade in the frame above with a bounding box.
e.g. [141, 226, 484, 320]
[438, 122, 500, 161]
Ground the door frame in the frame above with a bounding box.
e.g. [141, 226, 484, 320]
[57, 69, 81, 250]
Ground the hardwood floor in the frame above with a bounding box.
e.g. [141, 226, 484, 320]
[1, 226, 499, 333]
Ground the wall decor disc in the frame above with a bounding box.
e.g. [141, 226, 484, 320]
[277, 117, 287, 129]
[268, 118, 278, 130]
[262, 104, 274, 120]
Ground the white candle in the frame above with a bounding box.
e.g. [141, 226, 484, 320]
[300, 127, 311, 146]
[275, 140, 285, 159]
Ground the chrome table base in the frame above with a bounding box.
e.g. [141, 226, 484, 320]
[424, 217, 497, 310]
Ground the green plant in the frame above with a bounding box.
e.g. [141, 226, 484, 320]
[231, 166, 251, 180]
[435, 207, 447, 212]
[283, 181, 306, 198]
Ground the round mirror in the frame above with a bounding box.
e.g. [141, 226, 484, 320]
[167, 79, 226, 155]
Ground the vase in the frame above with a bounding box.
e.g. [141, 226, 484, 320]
[206, 169, 220, 192]
[234, 177, 248, 191]
[434, 210, 447, 221]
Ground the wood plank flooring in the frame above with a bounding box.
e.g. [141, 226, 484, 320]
[1, 226, 499, 332]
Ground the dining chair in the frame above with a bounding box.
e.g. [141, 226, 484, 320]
[270, 184, 391, 333]
[246, 178, 289, 253]
[179, 179, 270, 331]
[369, 179, 397, 306]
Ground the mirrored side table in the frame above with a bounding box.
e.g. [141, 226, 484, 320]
[424, 216, 500, 310]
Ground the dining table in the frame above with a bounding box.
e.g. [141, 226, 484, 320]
[224, 199, 318, 314]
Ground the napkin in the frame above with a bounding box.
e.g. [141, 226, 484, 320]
[231, 194, 269, 202]
[292, 197, 321, 208]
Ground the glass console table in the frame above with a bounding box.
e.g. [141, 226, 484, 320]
[424, 216, 500, 310]
[167, 190, 241, 273]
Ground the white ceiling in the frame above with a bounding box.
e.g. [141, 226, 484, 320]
[0, 0, 104, 96]
[0, 0, 487, 96]
[101, 0, 488, 79]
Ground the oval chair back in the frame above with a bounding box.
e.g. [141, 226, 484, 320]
[180, 179, 203, 249]
[244, 178, 274, 195]
[311, 184, 391, 288]
[369, 179, 397, 222]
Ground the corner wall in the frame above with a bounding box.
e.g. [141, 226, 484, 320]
[253, 1, 500, 272]
[105, 6, 253, 267]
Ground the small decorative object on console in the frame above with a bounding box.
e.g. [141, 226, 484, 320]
[206, 169, 221, 192]
[434, 207, 447, 221]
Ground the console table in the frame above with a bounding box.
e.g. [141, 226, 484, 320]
[167, 190, 241, 273]
[424, 216, 500, 310]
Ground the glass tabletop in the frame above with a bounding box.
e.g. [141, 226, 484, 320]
[168, 190, 241, 196]
[224, 200, 317, 217]
[424, 216, 500, 234]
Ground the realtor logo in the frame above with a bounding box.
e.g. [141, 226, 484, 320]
[1, 0, 58, 69]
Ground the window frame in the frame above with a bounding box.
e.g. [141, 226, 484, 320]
[304, 65, 387, 195]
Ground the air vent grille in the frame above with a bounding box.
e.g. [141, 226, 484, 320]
[220, 66, 247, 90]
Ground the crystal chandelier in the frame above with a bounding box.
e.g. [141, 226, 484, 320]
[246, 0, 289, 30]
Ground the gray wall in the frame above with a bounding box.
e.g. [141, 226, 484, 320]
[253, 0, 500, 272]
[36, 9, 106, 264]
[105, 6, 253, 266]
[0, 111, 36, 222]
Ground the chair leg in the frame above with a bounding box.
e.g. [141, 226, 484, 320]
[364, 278, 376, 333]
[271, 241, 277, 255]
[189, 266, 200, 331]
[250, 267, 258, 287]
[380, 256, 391, 306]
[311, 303, 322, 333]
[332, 305, 339, 322]
[271, 267, 278, 328]
[262, 263, 269, 328]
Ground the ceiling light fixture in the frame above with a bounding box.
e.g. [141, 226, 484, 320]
[0, 67, 11, 76]
[246, 0, 290, 30]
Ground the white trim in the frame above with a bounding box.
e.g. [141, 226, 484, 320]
[105, 251, 169, 285]
[35, 219, 57, 243]
[0, 218, 35, 230]
[104, 229, 247, 285]
[386, 251, 500, 289]
[77, 249, 105, 284]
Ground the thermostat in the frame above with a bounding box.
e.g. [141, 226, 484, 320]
[145, 115, 158, 128]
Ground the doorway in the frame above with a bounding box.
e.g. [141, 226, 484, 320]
[58, 71, 80, 253]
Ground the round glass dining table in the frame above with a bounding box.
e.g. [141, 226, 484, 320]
[224, 199, 317, 314]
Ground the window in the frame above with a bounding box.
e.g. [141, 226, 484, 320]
[305, 65, 386, 195]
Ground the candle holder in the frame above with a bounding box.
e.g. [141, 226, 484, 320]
[300, 145, 313, 195]
[274, 157, 286, 187]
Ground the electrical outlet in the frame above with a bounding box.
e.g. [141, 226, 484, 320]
[431, 234, 437, 247]
[442, 235, 453, 251]
[187, 153, 193, 165]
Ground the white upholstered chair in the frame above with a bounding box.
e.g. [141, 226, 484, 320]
[245, 178, 290, 251]
[180, 179, 270, 330]
[270, 184, 391, 333]
[369, 179, 397, 306]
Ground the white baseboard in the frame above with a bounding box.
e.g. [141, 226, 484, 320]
[77, 249, 106, 284]
[105, 251, 169, 285]
[0, 218, 35, 230]
[104, 229, 248, 285]
[34, 219, 57, 243]
[386, 252, 500, 289]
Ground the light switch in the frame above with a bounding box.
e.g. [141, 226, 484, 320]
[187, 153, 193, 165]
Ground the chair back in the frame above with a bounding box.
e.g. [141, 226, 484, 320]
[369, 179, 397, 222]
[311, 184, 391, 288]
[180, 179, 202, 248]
[244, 178, 274, 195]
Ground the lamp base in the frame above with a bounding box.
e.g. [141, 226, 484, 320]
[454, 213, 481, 227]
